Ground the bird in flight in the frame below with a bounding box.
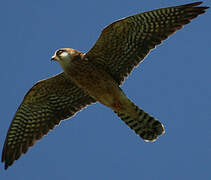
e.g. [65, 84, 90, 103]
[2, 2, 208, 169]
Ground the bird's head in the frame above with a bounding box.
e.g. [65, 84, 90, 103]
[51, 48, 82, 70]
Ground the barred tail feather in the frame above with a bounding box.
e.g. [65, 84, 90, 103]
[115, 102, 165, 141]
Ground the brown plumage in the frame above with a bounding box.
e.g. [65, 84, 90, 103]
[2, 73, 95, 168]
[2, 2, 209, 169]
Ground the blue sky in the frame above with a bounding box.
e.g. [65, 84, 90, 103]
[0, 0, 210, 179]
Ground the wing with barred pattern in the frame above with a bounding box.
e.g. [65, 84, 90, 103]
[86, 2, 208, 84]
[2, 72, 95, 169]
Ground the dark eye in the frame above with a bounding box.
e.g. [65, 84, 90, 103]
[56, 50, 65, 56]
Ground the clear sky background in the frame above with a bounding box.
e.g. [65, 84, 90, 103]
[0, 0, 210, 179]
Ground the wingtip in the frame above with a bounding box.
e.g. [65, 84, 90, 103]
[3, 158, 14, 170]
[196, 1, 209, 9]
[203, 6, 210, 10]
[1, 143, 16, 170]
[180, 1, 209, 8]
[195, 1, 210, 8]
[185, 1, 203, 6]
[4, 165, 8, 170]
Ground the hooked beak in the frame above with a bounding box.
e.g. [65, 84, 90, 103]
[51, 55, 57, 61]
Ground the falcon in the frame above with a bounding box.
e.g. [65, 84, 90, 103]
[2, 2, 208, 169]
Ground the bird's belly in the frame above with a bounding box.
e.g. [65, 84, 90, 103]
[67, 65, 123, 108]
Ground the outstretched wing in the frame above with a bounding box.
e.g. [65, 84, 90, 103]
[86, 2, 208, 84]
[2, 72, 96, 169]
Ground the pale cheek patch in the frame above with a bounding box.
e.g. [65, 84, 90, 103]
[59, 51, 71, 66]
[60, 51, 69, 58]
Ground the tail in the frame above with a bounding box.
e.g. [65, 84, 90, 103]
[114, 101, 165, 142]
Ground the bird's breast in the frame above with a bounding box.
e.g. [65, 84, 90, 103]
[65, 60, 121, 106]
